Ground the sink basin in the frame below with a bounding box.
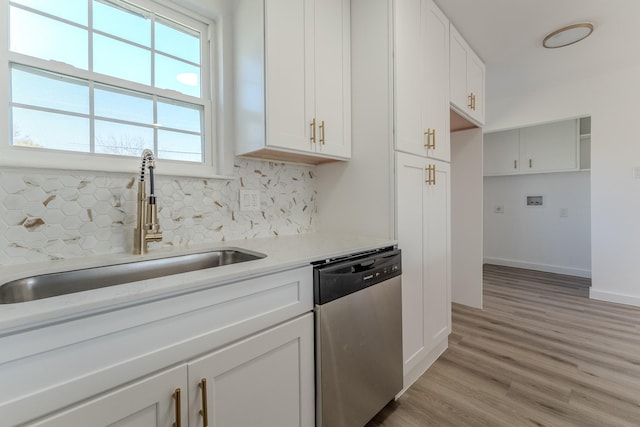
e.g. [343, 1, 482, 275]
[0, 248, 266, 304]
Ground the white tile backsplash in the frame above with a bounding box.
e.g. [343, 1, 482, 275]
[0, 158, 317, 265]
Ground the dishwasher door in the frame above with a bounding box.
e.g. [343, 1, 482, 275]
[316, 274, 402, 427]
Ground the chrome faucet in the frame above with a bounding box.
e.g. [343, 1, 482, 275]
[133, 149, 162, 254]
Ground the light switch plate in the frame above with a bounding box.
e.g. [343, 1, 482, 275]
[239, 190, 260, 211]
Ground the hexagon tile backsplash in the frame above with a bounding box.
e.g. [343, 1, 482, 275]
[0, 158, 317, 265]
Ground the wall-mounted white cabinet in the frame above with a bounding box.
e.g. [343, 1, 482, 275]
[395, 0, 450, 161]
[396, 152, 451, 389]
[450, 24, 485, 125]
[484, 119, 580, 176]
[234, 0, 351, 164]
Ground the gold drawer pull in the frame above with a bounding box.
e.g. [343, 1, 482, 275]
[173, 388, 182, 427]
[310, 118, 316, 143]
[319, 120, 325, 145]
[199, 378, 209, 427]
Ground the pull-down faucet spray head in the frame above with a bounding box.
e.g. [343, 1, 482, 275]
[134, 149, 162, 254]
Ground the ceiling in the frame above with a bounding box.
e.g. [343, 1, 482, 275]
[435, 0, 640, 96]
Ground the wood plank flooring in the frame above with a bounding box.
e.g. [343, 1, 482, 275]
[367, 264, 640, 427]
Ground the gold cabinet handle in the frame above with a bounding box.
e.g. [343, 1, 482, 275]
[173, 388, 182, 427]
[423, 129, 436, 150]
[468, 93, 473, 109]
[425, 165, 436, 185]
[529, 158, 532, 168]
[319, 120, 325, 145]
[310, 118, 316, 143]
[472, 93, 477, 111]
[199, 378, 209, 427]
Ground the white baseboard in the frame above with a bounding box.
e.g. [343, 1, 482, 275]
[589, 289, 640, 308]
[483, 257, 591, 278]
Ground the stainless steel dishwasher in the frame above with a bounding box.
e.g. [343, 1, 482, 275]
[313, 246, 402, 427]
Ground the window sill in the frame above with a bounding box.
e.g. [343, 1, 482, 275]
[0, 147, 235, 180]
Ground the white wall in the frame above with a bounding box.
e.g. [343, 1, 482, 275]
[451, 128, 483, 308]
[487, 63, 640, 307]
[483, 172, 591, 277]
[316, 0, 394, 238]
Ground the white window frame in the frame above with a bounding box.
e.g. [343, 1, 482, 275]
[0, 0, 225, 178]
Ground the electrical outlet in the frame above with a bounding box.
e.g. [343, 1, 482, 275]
[494, 205, 504, 214]
[239, 190, 260, 212]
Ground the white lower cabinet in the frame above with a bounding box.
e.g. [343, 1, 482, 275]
[188, 314, 314, 427]
[396, 152, 451, 388]
[3, 267, 314, 427]
[28, 365, 189, 427]
[25, 315, 313, 427]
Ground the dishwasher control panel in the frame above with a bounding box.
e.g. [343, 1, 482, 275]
[313, 247, 401, 305]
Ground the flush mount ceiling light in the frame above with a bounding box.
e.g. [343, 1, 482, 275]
[543, 22, 594, 48]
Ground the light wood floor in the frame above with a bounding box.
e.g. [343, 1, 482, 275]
[368, 264, 640, 427]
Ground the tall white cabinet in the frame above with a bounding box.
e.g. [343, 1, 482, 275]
[396, 153, 451, 387]
[394, 0, 452, 390]
[395, 0, 450, 161]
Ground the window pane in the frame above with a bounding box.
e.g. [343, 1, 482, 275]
[12, 107, 90, 152]
[11, 66, 89, 114]
[155, 54, 200, 97]
[11, 0, 88, 25]
[10, 6, 88, 69]
[94, 34, 150, 85]
[93, 0, 150, 47]
[94, 85, 153, 124]
[95, 120, 153, 156]
[157, 99, 201, 132]
[156, 18, 200, 64]
[158, 130, 202, 162]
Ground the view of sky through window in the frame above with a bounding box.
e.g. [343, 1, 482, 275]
[8, 0, 205, 163]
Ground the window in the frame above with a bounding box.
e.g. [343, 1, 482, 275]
[3, 0, 216, 174]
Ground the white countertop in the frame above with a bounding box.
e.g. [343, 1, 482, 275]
[0, 233, 396, 333]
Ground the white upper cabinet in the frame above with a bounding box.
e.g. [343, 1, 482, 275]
[234, 0, 351, 164]
[483, 129, 520, 175]
[484, 119, 580, 176]
[395, 0, 450, 161]
[450, 24, 485, 125]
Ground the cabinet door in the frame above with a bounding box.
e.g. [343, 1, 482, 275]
[483, 129, 521, 175]
[188, 314, 314, 427]
[449, 25, 468, 114]
[315, 0, 350, 158]
[397, 153, 451, 385]
[422, 0, 450, 161]
[396, 152, 428, 376]
[394, 0, 423, 156]
[395, 0, 449, 160]
[424, 160, 451, 347]
[27, 365, 188, 427]
[520, 119, 579, 173]
[467, 49, 485, 124]
[265, 0, 314, 152]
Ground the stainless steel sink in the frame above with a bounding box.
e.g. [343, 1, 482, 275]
[0, 248, 266, 304]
